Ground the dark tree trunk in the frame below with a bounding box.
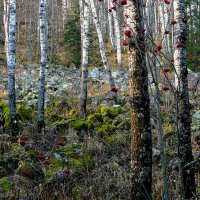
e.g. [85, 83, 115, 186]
[128, 1, 152, 199]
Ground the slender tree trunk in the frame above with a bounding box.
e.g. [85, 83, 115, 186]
[112, 2, 122, 68]
[7, 0, 18, 136]
[62, 0, 67, 28]
[3, 0, 9, 57]
[80, 0, 90, 119]
[107, 0, 115, 50]
[173, 0, 196, 198]
[90, 0, 115, 88]
[127, 1, 152, 199]
[38, 0, 47, 132]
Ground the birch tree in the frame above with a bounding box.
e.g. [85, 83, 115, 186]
[111, 1, 122, 68]
[3, 0, 9, 57]
[127, 1, 152, 199]
[62, 0, 67, 28]
[38, 0, 47, 130]
[173, 0, 196, 198]
[80, 0, 90, 119]
[90, 0, 115, 89]
[7, 0, 17, 135]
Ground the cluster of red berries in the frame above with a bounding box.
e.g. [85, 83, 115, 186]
[108, 0, 127, 12]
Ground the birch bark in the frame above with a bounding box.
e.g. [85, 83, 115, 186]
[111, 2, 122, 68]
[90, 0, 115, 88]
[38, 0, 47, 130]
[7, 0, 17, 134]
[80, 0, 90, 119]
[173, 0, 196, 198]
[3, 0, 9, 57]
[62, 0, 67, 28]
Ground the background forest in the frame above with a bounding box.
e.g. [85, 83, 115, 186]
[0, 0, 199, 199]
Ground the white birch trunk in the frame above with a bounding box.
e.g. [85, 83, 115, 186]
[112, 2, 122, 68]
[173, 0, 196, 198]
[62, 0, 67, 28]
[107, 0, 115, 49]
[90, 0, 115, 88]
[38, 0, 47, 127]
[80, 0, 90, 119]
[7, 0, 17, 129]
[3, 0, 10, 57]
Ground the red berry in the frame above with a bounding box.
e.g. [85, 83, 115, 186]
[170, 58, 174, 63]
[120, 0, 127, 5]
[162, 67, 171, 73]
[19, 139, 26, 146]
[165, 30, 170, 34]
[124, 14, 129, 19]
[63, 169, 72, 174]
[122, 39, 128, 46]
[36, 154, 45, 159]
[164, 0, 170, 4]
[162, 86, 170, 91]
[112, 0, 117, 2]
[155, 45, 162, 52]
[171, 19, 177, 25]
[124, 29, 132, 37]
[139, 34, 144, 41]
[112, 6, 116, 10]
[111, 87, 118, 92]
[176, 43, 184, 48]
[108, 8, 112, 12]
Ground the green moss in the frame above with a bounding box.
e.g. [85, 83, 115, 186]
[70, 119, 88, 130]
[100, 106, 120, 119]
[103, 135, 117, 145]
[97, 124, 117, 137]
[0, 101, 9, 128]
[68, 109, 78, 118]
[163, 123, 175, 138]
[87, 113, 102, 122]
[118, 119, 131, 130]
[0, 177, 13, 192]
[17, 104, 32, 121]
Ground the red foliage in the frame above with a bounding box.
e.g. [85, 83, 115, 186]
[120, 0, 127, 5]
[36, 154, 45, 159]
[43, 160, 52, 165]
[122, 39, 128, 46]
[111, 87, 118, 92]
[124, 29, 132, 37]
[22, 171, 31, 178]
[57, 140, 65, 146]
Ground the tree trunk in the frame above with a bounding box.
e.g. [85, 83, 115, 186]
[128, 1, 152, 199]
[38, 0, 47, 132]
[90, 0, 115, 89]
[62, 0, 67, 28]
[7, 0, 18, 137]
[173, 0, 196, 198]
[112, 2, 122, 68]
[80, 0, 90, 119]
[3, 0, 9, 57]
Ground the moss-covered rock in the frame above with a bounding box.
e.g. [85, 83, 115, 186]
[70, 119, 88, 130]
[100, 106, 119, 118]
[118, 119, 131, 130]
[97, 124, 117, 137]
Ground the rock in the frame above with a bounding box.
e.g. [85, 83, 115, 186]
[193, 110, 200, 120]
[89, 68, 100, 79]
